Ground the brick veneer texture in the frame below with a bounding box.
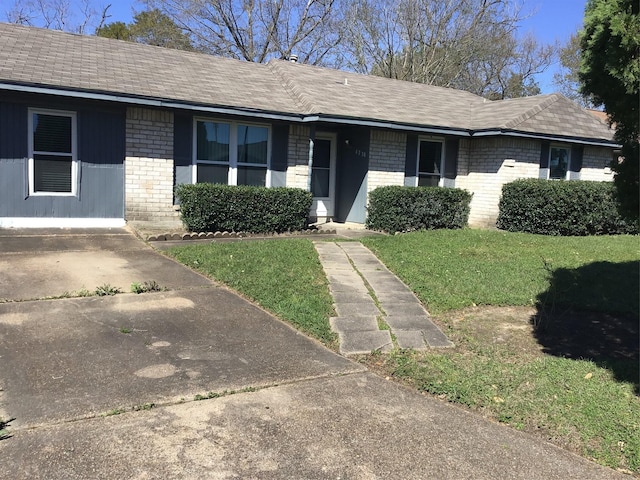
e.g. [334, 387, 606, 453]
[125, 107, 179, 222]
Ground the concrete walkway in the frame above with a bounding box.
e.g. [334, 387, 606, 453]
[315, 241, 452, 354]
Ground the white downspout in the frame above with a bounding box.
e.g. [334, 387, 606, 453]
[307, 125, 316, 192]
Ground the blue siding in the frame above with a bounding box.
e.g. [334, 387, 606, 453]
[0, 102, 28, 158]
[0, 98, 125, 219]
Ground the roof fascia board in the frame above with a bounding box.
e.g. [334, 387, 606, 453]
[0, 83, 304, 123]
[472, 129, 619, 148]
[302, 115, 471, 137]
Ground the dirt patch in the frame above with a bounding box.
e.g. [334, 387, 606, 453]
[437, 305, 639, 365]
[437, 305, 545, 356]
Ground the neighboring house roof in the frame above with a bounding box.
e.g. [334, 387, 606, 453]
[586, 109, 608, 122]
[0, 22, 616, 145]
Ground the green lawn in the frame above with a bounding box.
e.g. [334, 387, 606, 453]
[361, 229, 639, 315]
[167, 230, 640, 474]
[168, 239, 337, 346]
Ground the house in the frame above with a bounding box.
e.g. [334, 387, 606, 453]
[0, 23, 617, 229]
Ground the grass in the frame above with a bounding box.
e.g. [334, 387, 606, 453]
[361, 229, 639, 315]
[166, 230, 639, 474]
[131, 280, 166, 294]
[167, 239, 337, 346]
[361, 229, 639, 474]
[367, 330, 639, 473]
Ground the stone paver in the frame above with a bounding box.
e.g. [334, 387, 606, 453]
[330, 316, 380, 333]
[314, 241, 453, 354]
[338, 330, 393, 354]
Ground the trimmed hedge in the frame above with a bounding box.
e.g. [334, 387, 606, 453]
[497, 179, 638, 236]
[175, 183, 313, 233]
[366, 186, 472, 233]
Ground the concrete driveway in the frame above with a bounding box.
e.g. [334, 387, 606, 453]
[0, 228, 625, 479]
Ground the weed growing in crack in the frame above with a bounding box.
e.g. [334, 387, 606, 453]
[131, 281, 166, 294]
[95, 284, 121, 296]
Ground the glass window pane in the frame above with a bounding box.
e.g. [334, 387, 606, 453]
[237, 166, 266, 186]
[197, 121, 230, 162]
[238, 125, 268, 165]
[33, 113, 72, 153]
[418, 175, 439, 187]
[419, 141, 442, 176]
[312, 168, 330, 197]
[197, 163, 228, 184]
[34, 154, 72, 192]
[312, 139, 331, 168]
[549, 147, 569, 179]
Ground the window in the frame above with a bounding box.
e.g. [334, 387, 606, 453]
[195, 119, 269, 187]
[549, 146, 570, 180]
[311, 138, 331, 197]
[417, 138, 444, 187]
[28, 109, 77, 195]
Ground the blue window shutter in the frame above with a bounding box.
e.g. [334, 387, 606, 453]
[173, 113, 192, 167]
[405, 134, 418, 177]
[539, 141, 550, 179]
[271, 123, 289, 172]
[570, 145, 583, 172]
[444, 138, 459, 180]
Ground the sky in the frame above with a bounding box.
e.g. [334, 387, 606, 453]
[517, 0, 587, 92]
[104, 0, 588, 94]
[2, 0, 589, 94]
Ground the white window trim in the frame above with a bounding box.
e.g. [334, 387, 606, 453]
[548, 144, 571, 180]
[28, 108, 78, 197]
[192, 117, 272, 187]
[416, 136, 445, 187]
[312, 133, 337, 201]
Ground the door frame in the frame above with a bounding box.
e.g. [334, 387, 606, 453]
[311, 133, 337, 220]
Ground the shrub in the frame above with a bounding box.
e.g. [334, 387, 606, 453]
[175, 184, 313, 233]
[366, 186, 472, 233]
[497, 179, 637, 236]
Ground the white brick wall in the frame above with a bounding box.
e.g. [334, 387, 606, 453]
[456, 137, 540, 227]
[457, 138, 614, 227]
[286, 125, 312, 190]
[581, 146, 615, 181]
[125, 108, 179, 222]
[368, 129, 406, 192]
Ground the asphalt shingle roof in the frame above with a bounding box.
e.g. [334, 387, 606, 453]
[0, 22, 615, 143]
[0, 22, 302, 115]
[267, 60, 485, 130]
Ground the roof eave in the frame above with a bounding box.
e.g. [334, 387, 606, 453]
[472, 128, 619, 148]
[302, 114, 471, 137]
[0, 82, 305, 123]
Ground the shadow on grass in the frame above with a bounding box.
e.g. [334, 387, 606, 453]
[531, 261, 639, 393]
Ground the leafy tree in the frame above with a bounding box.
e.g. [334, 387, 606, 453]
[95, 21, 132, 41]
[580, 0, 640, 219]
[96, 9, 194, 51]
